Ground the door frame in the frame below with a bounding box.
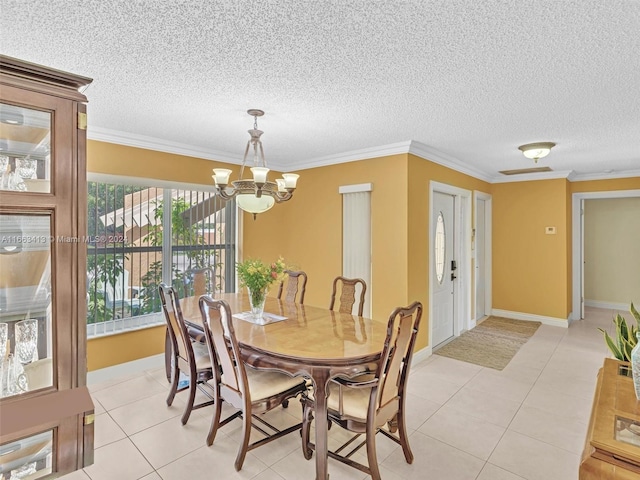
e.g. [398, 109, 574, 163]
[428, 181, 472, 353]
[571, 189, 640, 321]
[473, 191, 492, 326]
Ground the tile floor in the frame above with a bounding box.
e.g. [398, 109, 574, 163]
[61, 307, 617, 480]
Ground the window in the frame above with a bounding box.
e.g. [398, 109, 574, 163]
[86, 180, 236, 336]
[435, 211, 446, 284]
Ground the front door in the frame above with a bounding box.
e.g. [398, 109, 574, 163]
[432, 192, 456, 347]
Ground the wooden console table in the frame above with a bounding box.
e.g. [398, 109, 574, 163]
[580, 358, 640, 479]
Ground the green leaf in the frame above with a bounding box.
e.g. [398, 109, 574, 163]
[621, 335, 634, 361]
[631, 302, 640, 325]
[599, 328, 624, 360]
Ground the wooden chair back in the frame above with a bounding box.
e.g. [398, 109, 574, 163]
[181, 266, 214, 298]
[374, 301, 422, 421]
[199, 295, 248, 409]
[277, 270, 308, 304]
[159, 283, 193, 372]
[329, 276, 366, 316]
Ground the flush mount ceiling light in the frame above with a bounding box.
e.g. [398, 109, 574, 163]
[518, 142, 556, 163]
[212, 109, 299, 218]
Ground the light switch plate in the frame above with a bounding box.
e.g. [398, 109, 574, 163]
[545, 226, 557, 234]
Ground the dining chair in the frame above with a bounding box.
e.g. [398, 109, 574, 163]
[181, 266, 215, 299]
[199, 295, 308, 471]
[329, 276, 366, 316]
[300, 301, 423, 480]
[277, 269, 308, 304]
[159, 284, 215, 425]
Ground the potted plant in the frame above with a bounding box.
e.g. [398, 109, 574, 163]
[599, 302, 640, 398]
[236, 257, 286, 321]
[598, 302, 640, 362]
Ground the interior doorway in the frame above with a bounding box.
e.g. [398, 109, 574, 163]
[571, 189, 640, 321]
[474, 191, 492, 324]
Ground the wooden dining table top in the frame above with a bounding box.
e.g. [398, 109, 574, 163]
[179, 292, 389, 364]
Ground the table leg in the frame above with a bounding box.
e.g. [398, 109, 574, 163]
[312, 372, 331, 480]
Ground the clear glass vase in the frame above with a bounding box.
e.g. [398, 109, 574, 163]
[631, 332, 640, 399]
[247, 286, 268, 323]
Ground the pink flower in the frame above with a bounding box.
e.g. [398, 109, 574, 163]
[271, 272, 277, 279]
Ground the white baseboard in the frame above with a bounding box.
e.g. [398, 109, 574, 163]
[584, 300, 629, 311]
[87, 353, 164, 385]
[491, 309, 569, 328]
[412, 345, 432, 366]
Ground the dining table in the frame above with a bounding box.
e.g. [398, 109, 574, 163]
[178, 292, 389, 480]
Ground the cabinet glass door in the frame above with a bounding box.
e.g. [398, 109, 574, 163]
[0, 103, 51, 194]
[0, 213, 52, 397]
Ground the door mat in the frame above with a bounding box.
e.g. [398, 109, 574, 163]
[434, 316, 541, 370]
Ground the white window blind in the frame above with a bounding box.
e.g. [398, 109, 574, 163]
[339, 183, 372, 317]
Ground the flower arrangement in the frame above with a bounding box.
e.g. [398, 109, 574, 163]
[236, 257, 287, 311]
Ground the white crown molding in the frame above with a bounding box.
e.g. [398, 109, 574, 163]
[88, 126, 242, 164]
[87, 127, 640, 184]
[408, 141, 494, 183]
[491, 169, 576, 183]
[285, 141, 414, 171]
[570, 169, 640, 182]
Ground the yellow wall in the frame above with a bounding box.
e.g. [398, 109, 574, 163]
[86, 140, 230, 370]
[243, 154, 410, 328]
[85, 139, 639, 368]
[492, 179, 571, 320]
[407, 155, 491, 346]
[571, 177, 640, 193]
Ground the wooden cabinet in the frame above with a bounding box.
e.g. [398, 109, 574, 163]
[580, 358, 640, 479]
[0, 55, 94, 478]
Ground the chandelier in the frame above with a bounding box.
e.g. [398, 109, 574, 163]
[212, 109, 299, 217]
[518, 142, 556, 163]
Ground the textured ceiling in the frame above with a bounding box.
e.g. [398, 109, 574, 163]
[2, 0, 639, 181]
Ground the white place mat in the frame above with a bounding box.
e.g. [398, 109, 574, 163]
[232, 311, 288, 325]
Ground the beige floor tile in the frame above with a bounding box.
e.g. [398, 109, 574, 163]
[251, 469, 288, 480]
[407, 374, 462, 405]
[57, 469, 91, 480]
[108, 391, 187, 435]
[93, 413, 127, 448]
[418, 404, 506, 460]
[444, 386, 521, 428]
[403, 392, 441, 430]
[523, 383, 594, 424]
[129, 415, 214, 469]
[508, 404, 589, 455]
[87, 372, 139, 393]
[534, 368, 598, 401]
[382, 431, 484, 479]
[91, 375, 168, 411]
[419, 355, 483, 387]
[464, 368, 534, 403]
[83, 438, 154, 480]
[157, 444, 268, 480]
[477, 463, 526, 479]
[139, 473, 162, 480]
[489, 430, 579, 480]
[271, 446, 368, 480]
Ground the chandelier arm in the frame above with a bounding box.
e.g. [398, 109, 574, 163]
[240, 140, 252, 179]
[273, 191, 293, 203]
[217, 188, 239, 200]
[258, 141, 267, 168]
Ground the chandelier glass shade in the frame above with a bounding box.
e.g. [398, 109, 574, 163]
[212, 109, 299, 216]
[518, 142, 556, 163]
